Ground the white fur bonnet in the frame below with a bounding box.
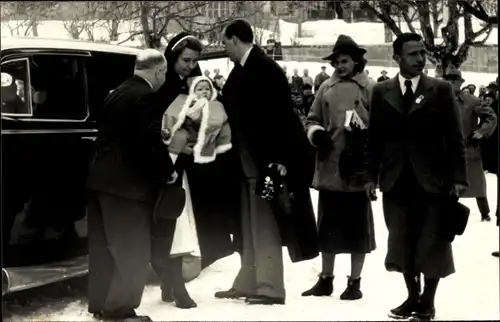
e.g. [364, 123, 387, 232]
[189, 76, 217, 102]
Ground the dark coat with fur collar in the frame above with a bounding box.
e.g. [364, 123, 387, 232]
[152, 33, 234, 269]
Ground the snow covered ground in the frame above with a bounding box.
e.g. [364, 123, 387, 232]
[2, 17, 497, 47]
[278, 18, 498, 46]
[4, 174, 499, 321]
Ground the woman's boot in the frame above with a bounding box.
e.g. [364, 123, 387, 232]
[340, 276, 362, 300]
[170, 257, 197, 309]
[301, 274, 334, 296]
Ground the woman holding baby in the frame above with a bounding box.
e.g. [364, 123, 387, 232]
[151, 32, 236, 309]
[303, 35, 376, 300]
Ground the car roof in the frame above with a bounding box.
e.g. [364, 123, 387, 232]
[1, 37, 142, 56]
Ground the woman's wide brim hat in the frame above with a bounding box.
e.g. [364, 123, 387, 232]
[323, 34, 367, 61]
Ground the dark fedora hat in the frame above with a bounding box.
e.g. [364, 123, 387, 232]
[323, 34, 367, 61]
[442, 196, 470, 242]
[443, 69, 465, 82]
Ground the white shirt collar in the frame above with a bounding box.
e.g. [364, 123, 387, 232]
[240, 46, 253, 67]
[398, 73, 421, 94]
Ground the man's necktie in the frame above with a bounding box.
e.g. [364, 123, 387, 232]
[403, 80, 414, 112]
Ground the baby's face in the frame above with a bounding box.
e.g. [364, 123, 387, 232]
[194, 81, 212, 99]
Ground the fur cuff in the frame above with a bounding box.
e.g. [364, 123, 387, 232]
[215, 143, 232, 154]
[307, 125, 325, 147]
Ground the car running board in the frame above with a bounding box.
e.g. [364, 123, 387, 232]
[2, 255, 88, 295]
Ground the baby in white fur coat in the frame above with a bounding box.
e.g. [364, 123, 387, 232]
[162, 76, 232, 164]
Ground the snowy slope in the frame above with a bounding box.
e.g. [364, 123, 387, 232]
[276, 18, 498, 46]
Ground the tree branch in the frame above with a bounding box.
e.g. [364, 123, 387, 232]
[116, 30, 143, 45]
[458, 0, 497, 25]
[360, 1, 402, 36]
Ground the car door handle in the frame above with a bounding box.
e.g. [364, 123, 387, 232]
[82, 136, 96, 141]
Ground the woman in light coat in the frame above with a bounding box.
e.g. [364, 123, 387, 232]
[302, 35, 376, 300]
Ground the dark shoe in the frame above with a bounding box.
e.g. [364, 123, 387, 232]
[301, 275, 334, 297]
[161, 288, 174, 303]
[388, 297, 420, 320]
[492, 251, 499, 258]
[245, 295, 285, 305]
[92, 310, 152, 322]
[214, 288, 248, 299]
[409, 301, 436, 321]
[173, 286, 197, 309]
[481, 214, 491, 222]
[339, 277, 362, 300]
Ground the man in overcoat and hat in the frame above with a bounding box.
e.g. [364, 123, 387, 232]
[365, 33, 468, 320]
[214, 19, 318, 305]
[444, 69, 497, 222]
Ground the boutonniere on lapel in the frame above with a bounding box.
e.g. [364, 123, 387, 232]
[415, 95, 424, 104]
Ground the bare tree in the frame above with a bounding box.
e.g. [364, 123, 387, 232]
[62, 1, 105, 40]
[459, 0, 498, 26]
[97, 1, 140, 42]
[113, 1, 264, 48]
[1, 1, 59, 37]
[360, 0, 496, 76]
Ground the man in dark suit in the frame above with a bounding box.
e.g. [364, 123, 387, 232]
[87, 49, 177, 321]
[365, 33, 468, 320]
[213, 19, 317, 305]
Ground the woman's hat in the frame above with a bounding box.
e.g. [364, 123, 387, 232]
[323, 35, 367, 61]
[443, 69, 465, 82]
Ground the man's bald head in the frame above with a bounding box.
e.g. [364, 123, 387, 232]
[134, 49, 167, 91]
[135, 49, 167, 71]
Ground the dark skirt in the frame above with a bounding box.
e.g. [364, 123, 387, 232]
[382, 165, 455, 278]
[317, 191, 376, 254]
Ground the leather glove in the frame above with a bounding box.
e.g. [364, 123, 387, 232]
[312, 129, 332, 148]
[312, 130, 333, 161]
[364, 182, 378, 201]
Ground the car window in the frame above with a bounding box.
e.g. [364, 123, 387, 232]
[85, 51, 136, 121]
[1, 58, 32, 116]
[28, 55, 87, 120]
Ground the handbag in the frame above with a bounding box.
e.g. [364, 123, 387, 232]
[153, 184, 186, 222]
[441, 196, 470, 242]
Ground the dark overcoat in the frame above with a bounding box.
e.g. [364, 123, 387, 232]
[222, 45, 318, 263]
[458, 93, 497, 198]
[88, 76, 174, 200]
[366, 75, 467, 278]
[481, 99, 499, 175]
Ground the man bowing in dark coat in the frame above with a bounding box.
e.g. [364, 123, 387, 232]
[365, 33, 468, 320]
[214, 19, 318, 305]
[87, 49, 177, 321]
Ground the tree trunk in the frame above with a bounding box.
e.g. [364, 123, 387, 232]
[32, 21, 39, 37]
[86, 27, 94, 41]
[140, 5, 154, 48]
[110, 19, 119, 41]
[384, 24, 393, 43]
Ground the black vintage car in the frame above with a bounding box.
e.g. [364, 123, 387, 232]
[1, 37, 229, 295]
